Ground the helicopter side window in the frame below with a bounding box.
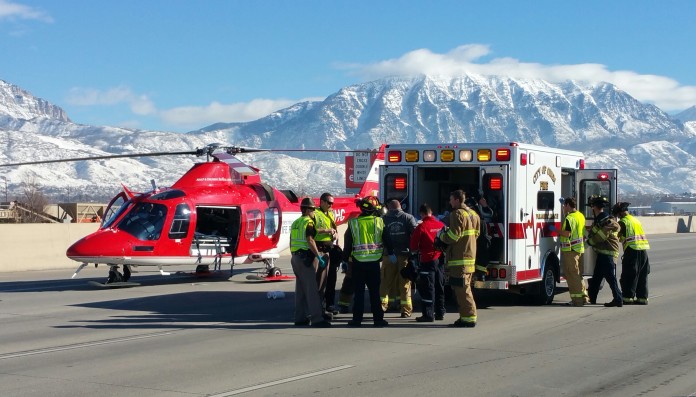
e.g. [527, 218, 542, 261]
[168, 204, 191, 239]
[245, 210, 262, 239]
[117, 202, 168, 241]
[264, 207, 279, 236]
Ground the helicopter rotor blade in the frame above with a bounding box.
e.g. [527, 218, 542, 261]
[0, 150, 200, 167]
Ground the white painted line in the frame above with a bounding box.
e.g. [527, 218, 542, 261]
[0, 331, 177, 360]
[209, 365, 355, 396]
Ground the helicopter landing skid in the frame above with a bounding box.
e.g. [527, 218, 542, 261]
[87, 281, 141, 288]
[245, 274, 295, 282]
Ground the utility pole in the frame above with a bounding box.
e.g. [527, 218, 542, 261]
[1, 176, 7, 202]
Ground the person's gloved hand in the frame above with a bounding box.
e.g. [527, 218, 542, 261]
[388, 254, 397, 263]
[340, 261, 348, 273]
[317, 256, 327, 268]
[548, 224, 557, 232]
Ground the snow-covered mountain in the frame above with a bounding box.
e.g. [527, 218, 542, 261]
[1, 75, 695, 201]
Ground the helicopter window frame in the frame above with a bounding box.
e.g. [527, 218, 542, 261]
[245, 209, 262, 239]
[264, 207, 279, 236]
[168, 203, 191, 239]
[116, 202, 168, 241]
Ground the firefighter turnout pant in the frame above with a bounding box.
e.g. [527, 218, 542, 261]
[620, 248, 650, 304]
[562, 250, 589, 306]
[291, 251, 325, 324]
[379, 254, 412, 316]
[587, 253, 622, 304]
[337, 263, 354, 311]
[351, 260, 385, 324]
[448, 265, 477, 324]
[416, 259, 446, 320]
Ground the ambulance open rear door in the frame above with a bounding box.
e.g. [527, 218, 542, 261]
[380, 166, 414, 214]
[480, 165, 509, 272]
[574, 169, 618, 276]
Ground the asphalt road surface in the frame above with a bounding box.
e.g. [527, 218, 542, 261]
[1, 233, 695, 397]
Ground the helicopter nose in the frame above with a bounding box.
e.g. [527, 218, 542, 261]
[67, 229, 128, 260]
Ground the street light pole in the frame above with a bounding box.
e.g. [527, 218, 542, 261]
[1, 176, 7, 202]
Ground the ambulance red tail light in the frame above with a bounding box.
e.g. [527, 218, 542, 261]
[520, 153, 527, 166]
[495, 148, 511, 161]
[394, 176, 407, 190]
[489, 268, 499, 279]
[489, 176, 503, 190]
[597, 172, 609, 180]
[578, 159, 585, 169]
[388, 150, 402, 163]
[498, 268, 507, 279]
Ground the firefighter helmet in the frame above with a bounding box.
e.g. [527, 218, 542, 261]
[359, 196, 381, 214]
[588, 195, 609, 208]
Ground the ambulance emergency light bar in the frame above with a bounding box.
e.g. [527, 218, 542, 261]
[387, 147, 512, 164]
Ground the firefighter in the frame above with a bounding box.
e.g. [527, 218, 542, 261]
[314, 192, 342, 315]
[439, 190, 479, 327]
[586, 196, 623, 307]
[342, 196, 389, 327]
[612, 202, 651, 305]
[410, 203, 446, 322]
[289, 198, 330, 327]
[559, 197, 589, 306]
[379, 199, 418, 318]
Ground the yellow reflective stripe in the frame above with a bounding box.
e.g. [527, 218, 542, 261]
[459, 316, 477, 322]
[401, 299, 412, 305]
[461, 229, 477, 236]
[446, 228, 460, 241]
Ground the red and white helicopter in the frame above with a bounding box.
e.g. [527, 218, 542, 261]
[2, 144, 384, 286]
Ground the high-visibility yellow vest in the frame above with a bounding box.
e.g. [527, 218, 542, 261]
[314, 209, 335, 242]
[560, 210, 585, 253]
[621, 214, 650, 251]
[349, 215, 384, 262]
[290, 215, 314, 252]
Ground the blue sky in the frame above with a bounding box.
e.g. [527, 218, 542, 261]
[1, 0, 695, 132]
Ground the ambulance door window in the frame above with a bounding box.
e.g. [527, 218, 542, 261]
[482, 173, 504, 222]
[384, 173, 409, 212]
[579, 180, 611, 219]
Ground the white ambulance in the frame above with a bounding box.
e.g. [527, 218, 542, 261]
[379, 142, 617, 304]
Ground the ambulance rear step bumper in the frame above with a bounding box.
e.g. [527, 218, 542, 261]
[474, 280, 509, 290]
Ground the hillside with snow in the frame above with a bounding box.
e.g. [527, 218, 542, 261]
[1, 75, 696, 200]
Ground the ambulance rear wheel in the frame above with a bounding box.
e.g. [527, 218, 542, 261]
[532, 265, 557, 305]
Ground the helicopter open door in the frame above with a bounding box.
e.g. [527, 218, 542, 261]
[191, 206, 241, 258]
[101, 191, 132, 229]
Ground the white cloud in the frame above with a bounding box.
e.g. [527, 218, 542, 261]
[159, 97, 324, 129]
[0, 0, 52, 22]
[343, 44, 696, 111]
[65, 86, 156, 116]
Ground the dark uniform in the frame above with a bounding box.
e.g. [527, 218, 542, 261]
[379, 203, 417, 317]
[613, 203, 651, 305]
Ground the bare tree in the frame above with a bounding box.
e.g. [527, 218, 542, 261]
[18, 176, 51, 223]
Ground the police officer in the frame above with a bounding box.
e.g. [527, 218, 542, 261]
[439, 190, 480, 327]
[560, 197, 589, 306]
[410, 203, 446, 322]
[290, 198, 330, 328]
[612, 202, 651, 305]
[586, 197, 623, 307]
[342, 196, 389, 327]
[314, 192, 342, 314]
[379, 199, 418, 318]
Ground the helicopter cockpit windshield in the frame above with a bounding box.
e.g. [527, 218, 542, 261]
[117, 202, 168, 241]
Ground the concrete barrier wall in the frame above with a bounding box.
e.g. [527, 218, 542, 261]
[0, 216, 692, 273]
